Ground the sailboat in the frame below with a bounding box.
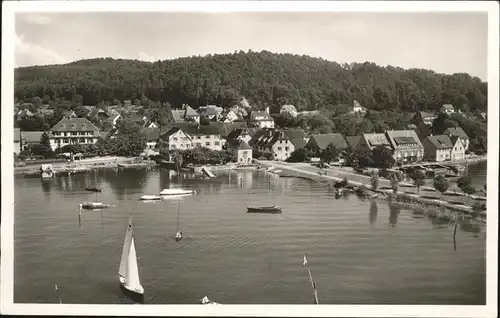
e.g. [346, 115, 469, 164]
[118, 217, 144, 301]
[175, 200, 183, 241]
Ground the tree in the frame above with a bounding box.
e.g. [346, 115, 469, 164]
[390, 174, 400, 193]
[34, 132, 55, 158]
[111, 119, 147, 157]
[320, 143, 341, 163]
[433, 175, 449, 199]
[370, 173, 379, 190]
[456, 175, 472, 193]
[32, 96, 43, 107]
[200, 115, 210, 125]
[462, 184, 476, 197]
[410, 170, 426, 193]
[170, 150, 183, 172]
[286, 148, 311, 163]
[71, 94, 83, 108]
[372, 145, 395, 169]
[355, 148, 373, 168]
[74, 106, 89, 118]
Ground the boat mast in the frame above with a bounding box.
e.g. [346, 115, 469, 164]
[177, 200, 180, 231]
[302, 255, 319, 305]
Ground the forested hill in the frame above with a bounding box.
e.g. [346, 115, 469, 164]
[14, 50, 487, 112]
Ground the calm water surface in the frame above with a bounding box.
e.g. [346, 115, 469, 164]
[14, 165, 486, 305]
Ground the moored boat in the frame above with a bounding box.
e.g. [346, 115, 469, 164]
[160, 188, 196, 196]
[80, 202, 113, 209]
[139, 195, 163, 201]
[247, 206, 282, 214]
[200, 296, 219, 305]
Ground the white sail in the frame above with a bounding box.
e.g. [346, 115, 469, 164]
[125, 237, 143, 292]
[118, 218, 133, 278]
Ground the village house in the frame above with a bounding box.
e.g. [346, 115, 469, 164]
[160, 123, 227, 152]
[385, 130, 424, 163]
[450, 136, 465, 161]
[444, 127, 470, 150]
[20, 131, 44, 152]
[183, 105, 201, 124]
[226, 128, 256, 145]
[440, 104, 455, 115]
[37, 105, 55, 117]
[250, 129, 295, 161]
[305, 133, 348, 154]
[48, 117, 101, 151]
[422, 135, 453, 162]
[355, 133, 392, 152]
[141, 127, 160, 156]
[227, 139, 253, 165]
[171, 109, 186, 123]
[160, 127, 193, 151]
[420, 111, 437, 126]
[89, 108, 109, 121]
[14, 128, 21, 154]
[198, 105, 224, 121]
[352, 100, 367, 115]
[282, 128, 309, 151]
[249, 107, 275, 129]
[221, 108, 239, 123]
[108, 113, 123, 129]
[16, 109, 35, 121]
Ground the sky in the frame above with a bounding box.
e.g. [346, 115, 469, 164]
[14, 11, 488, 80]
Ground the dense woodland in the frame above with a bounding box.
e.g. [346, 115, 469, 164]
[15, 50, 487, 113]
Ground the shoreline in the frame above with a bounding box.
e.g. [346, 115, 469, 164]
[255, 160, 486, 219]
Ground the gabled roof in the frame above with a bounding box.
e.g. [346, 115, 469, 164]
[450, 135, 462, 147]
[198, 105, 223, 116]
[50, 117, 99, 132]
[250, 129, 290, 148]
[290, 138, 307, 149]
[21, 131, 44, 142]
[227, 128, 256, 140]
[171, 109, 185, 122]
[308, 133, 348, 150]
[282, 128, 306, 140]
[385, 130, 423, 149]
[345, 136, 362, 149]
[363, 133, 391, 150]
[142, 127, 160, 141]
[184, 105, 199, 117]
[162, 122, 247, 138]
[236, 140, 252, 150]
[424, 135, 453, 149]
[444, 127, 469, 140]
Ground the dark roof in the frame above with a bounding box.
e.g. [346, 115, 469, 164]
[21, 131, 44, 142]
[444, 127, 469, 140]
[308, 133, 348, 150]
[50, 118, 99, 133]
[385, 130, 423, 149]
[236, 140, 252, 150]
[363, 133, 391, 150]
[283, 128, 306, 140]
[184, 105, 199, 117]
[425, 135, 453, 149]
[345, 136, 361, 149]
[250, 129, 290, 148]
[142, 127, 160, 141]
[227, 127, 257, 140]
[290, 138, 307, 149]
[449, 135, 462, 146]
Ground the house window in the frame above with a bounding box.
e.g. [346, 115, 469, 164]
[181, 144, 184, 148]
[171, 145, 176, 149]
[87, 138, 93, 143]
[214, 141, 220, 146]
[278, 147, 282, 151]
[72, 132, 77, 136]
[82, 124, 86, 128]
[71, 124, 76, 129]
[63, 138, 68, 143]
[196, 143, 201, 147]
[173, 137, 178, 141]
[197, 136, 201, 139]
[80, 138, 85, 143]
[206, 142, 210, 146]
[60, 124, 65, 128]
[285, 147, 289, 151]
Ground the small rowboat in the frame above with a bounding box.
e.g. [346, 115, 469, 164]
[247, 206, 282, 214]
[139, 195, 163, 201]
[160, 189, 196, 196]
[85, 187, 102, 192]
[80, 202, 113, 210]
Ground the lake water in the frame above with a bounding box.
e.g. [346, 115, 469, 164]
[14, 164, 486, 305]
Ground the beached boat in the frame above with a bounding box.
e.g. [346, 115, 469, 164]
[139, 195, 163, 201]
[247, 206, 282, 214]
[160, 188, 196, 196]
[40, 164, 55, 178]
[118, 217, 144, 301]
[80, 202, 113, 210]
